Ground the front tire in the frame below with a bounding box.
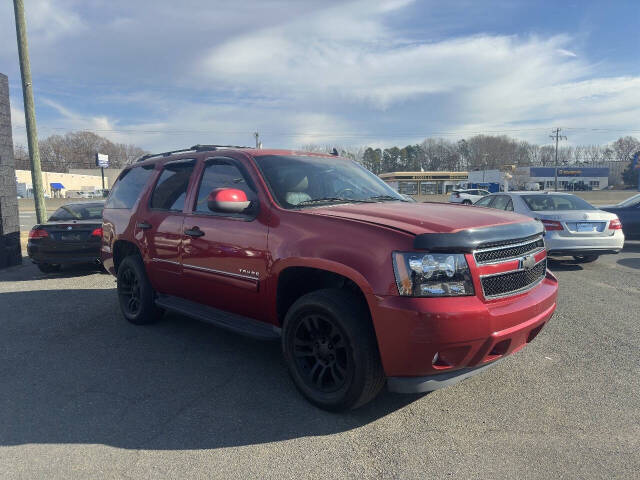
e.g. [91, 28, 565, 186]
[573, 255, 599, 263]
[117, 255, 162, 325]
[282, 289, 385, 411]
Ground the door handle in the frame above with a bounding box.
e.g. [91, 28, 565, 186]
[184, 227, 205, 237]
[137, 222, 152, 230]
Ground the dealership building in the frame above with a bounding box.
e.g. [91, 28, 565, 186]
[379, 171, 469, 196]
[467, 166, 610, 191]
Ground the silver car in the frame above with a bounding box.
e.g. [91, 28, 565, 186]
[474, 192, 624, 263]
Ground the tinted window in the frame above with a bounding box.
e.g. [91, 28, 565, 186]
[254, 155, 405, 208]
[150, 161, 195, 211]
[194, 161, 254, 214]
[475, 196, 493, 207]
[49, 203, 103, 221]
[105, 166, 154, 209]
[491, 195, 510, 210]
[522, 194, 595, 211]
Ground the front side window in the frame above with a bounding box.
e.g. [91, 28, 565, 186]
[474, 196, 494, 207]
[194, 160, 254, 214]
[491, 195, 510, 210]
[522, 194, 595, 211]
[105, 165, 154, 209]
[253, 155, 406, 208]
[150, 160, 195, 211]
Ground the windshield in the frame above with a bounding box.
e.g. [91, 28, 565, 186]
[522, 194, 595, 211]
[253, 155, 406, 208]
[616, 193, 640, 208]
[49, 203, 104, 221]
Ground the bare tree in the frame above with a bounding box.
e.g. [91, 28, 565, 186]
[611, 136, 640, 163]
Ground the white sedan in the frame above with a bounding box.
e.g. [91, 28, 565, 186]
[449, 189, 490, 205]
[474, 191, 624, 263]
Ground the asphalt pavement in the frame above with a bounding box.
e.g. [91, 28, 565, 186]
[0, 245, 638, 479]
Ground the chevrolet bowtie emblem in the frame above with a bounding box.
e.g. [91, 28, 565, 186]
[520, 254, 536, 271]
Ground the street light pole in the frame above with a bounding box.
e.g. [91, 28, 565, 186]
[13, 0, 46, 223]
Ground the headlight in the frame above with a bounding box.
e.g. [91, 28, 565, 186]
[392, 252, 474, 297]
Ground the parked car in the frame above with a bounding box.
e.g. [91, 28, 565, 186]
[600, 193, 640, 239]
[27, 201, 104, 273]
[474, 192, 624, 262]
[449, 189, 490, 205]
[102, 145, 557, 411]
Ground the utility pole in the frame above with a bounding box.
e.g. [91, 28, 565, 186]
[550, 127, 567, 192]
[254, 131, 261, 149]
[13, 0, 46, 223]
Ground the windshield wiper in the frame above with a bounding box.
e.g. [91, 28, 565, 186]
[296, 197, 376, 207]
[366, 195, 408, 202]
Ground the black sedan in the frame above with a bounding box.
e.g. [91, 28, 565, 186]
[601, 193, 640, 240]
[27, 202, 104, 273]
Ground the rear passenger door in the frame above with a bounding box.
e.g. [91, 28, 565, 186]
[180, 157, 269, 321]
[140, 159, 196, 294]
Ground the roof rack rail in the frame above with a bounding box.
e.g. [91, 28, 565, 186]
[136, 144, 252, 162]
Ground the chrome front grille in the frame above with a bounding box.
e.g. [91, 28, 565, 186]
[474, 236, 545, 265]
[481, 259, 547, 298]
[474, 235, 547, 299]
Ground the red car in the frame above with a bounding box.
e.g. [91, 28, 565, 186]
[102, 145, 557, 411]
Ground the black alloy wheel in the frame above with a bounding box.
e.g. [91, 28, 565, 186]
[118, 265, 142, 317]
[282, 289, 385, 411]
[292, 313, 351, 393]
[116, 255, 162, 325]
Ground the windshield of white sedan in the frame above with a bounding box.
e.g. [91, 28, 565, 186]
[253, 155, 406, 208]
[522, 195, 595, 211]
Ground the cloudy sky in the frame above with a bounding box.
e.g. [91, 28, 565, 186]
[1, 0, 639, 151]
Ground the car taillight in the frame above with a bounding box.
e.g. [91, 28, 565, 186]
[541, 219, 563, 231]
[28, 228, 49, 239]
[608, 219, 622, 230]
[454, 192, 460, 198]
[91, 227, 103, 237]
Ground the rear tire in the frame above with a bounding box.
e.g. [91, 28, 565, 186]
[37, 263, 61, 273]
[282, 288, 385, 411]
[573, 255, 599, 263]
[462, 200, 472, 205]
[117, 255, 162, 325]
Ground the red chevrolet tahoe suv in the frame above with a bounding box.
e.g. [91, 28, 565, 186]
[102, 145, 558, 411]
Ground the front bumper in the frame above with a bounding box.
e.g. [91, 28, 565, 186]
[545, 229, 624, 256]
[368, 271, 558, 382]
[387, 361, 500, 393]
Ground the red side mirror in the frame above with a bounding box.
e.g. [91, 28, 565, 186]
[207, 188, 251, 213]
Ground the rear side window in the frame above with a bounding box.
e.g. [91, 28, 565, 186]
[105, 166, 154, 209]
[194, 160, 254, 214]
[150, 160, 195, 211]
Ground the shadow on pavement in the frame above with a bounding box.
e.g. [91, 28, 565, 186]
[0, 287, 420, 451]
[0, 258, 106, 283]
[617, 258, 640, 270]
[546, 258, 584, 272]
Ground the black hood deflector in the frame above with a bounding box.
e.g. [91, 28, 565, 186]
[413, 221, 544, 253]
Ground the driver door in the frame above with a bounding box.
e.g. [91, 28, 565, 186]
[180, 157, 269, 321]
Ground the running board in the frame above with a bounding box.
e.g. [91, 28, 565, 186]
[155, 295, 281, 340]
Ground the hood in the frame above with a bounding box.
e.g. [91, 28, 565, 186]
[301, 202, 534, 235]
